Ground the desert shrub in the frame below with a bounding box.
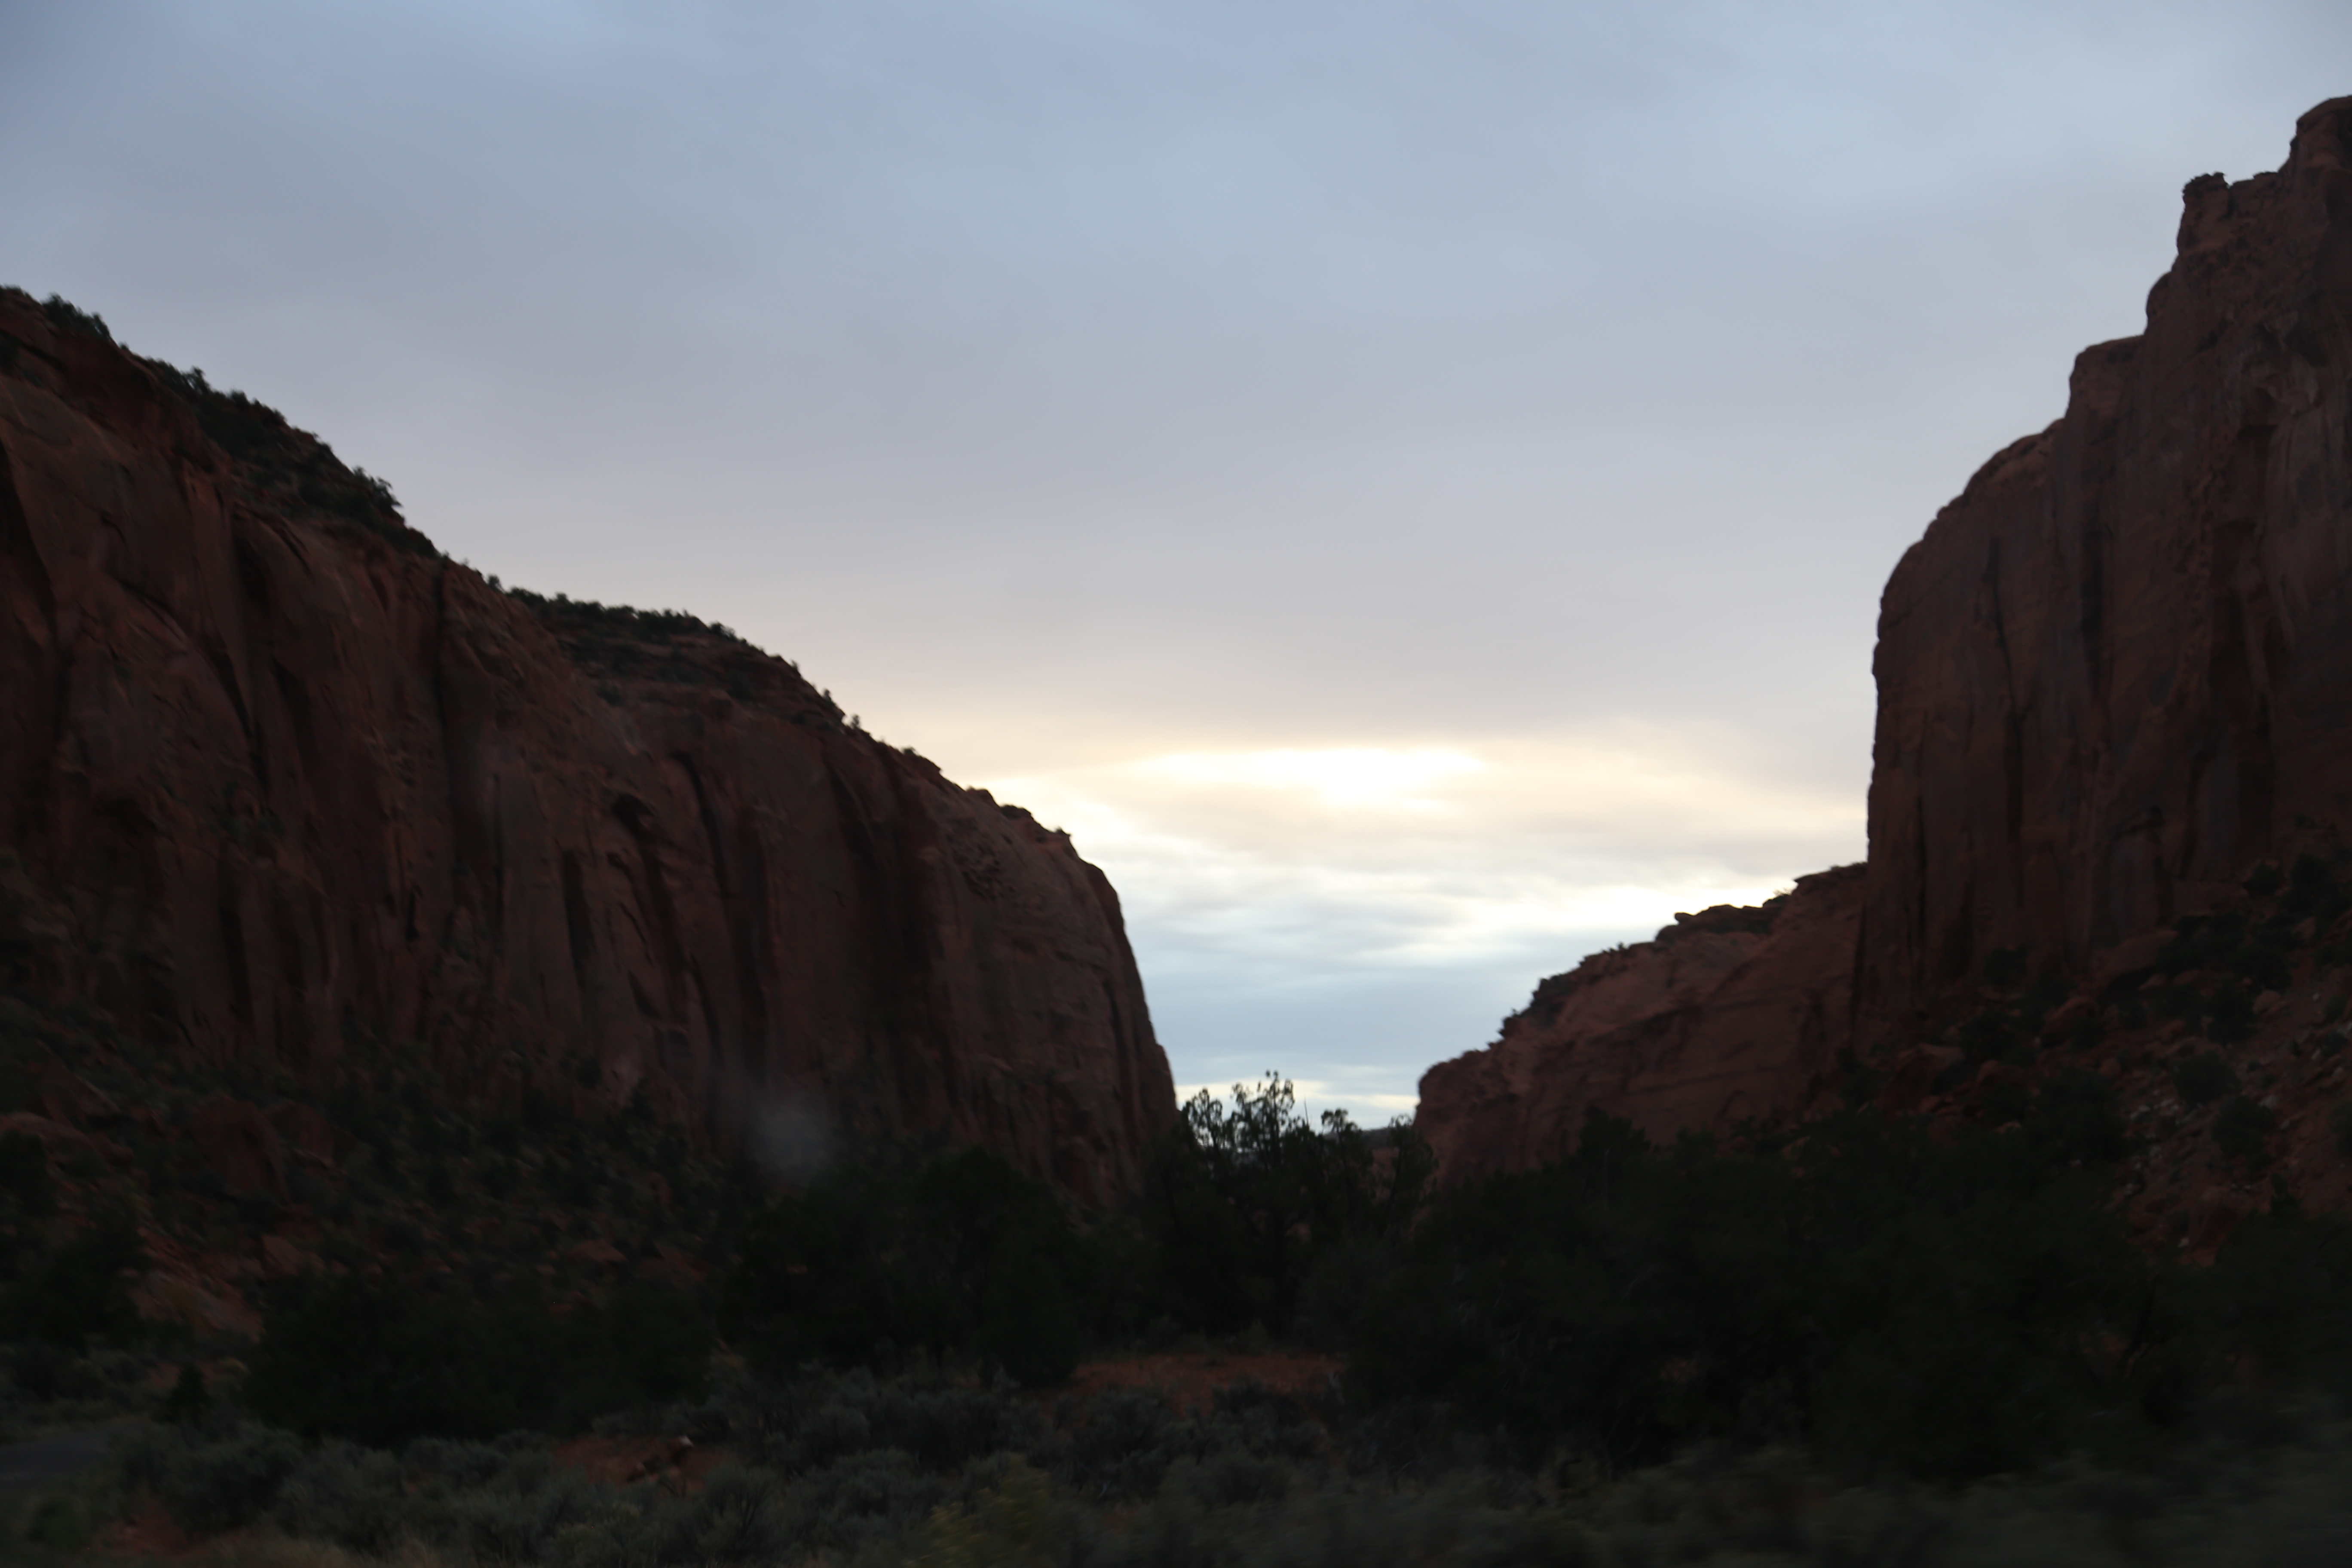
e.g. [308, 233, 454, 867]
[402, 1436, 513, 1491]
[652, 1464, 786, 1564]
[2284, 851, 2352, 925]
[0, 1131, 54, 1216]
[2159, 913, 2232, 977]
[2206, 981, 2259, 1044]
[557, 1282, 715, 1422]
[1138, 1076, 1433, 1339]
[137, 358, 434, 559]
[1351, 1111, 1810, 1471]
[1058, 1386, 1196, 1502]
[159, 1364, 211, 1425]
[720, 1147, 1090, 1386]
[270, 1441, 410, 1554]
[2170, 1051, 2239, 1108]
[1956, 1006, 2023, 1065]
[774, 1447, 950, 1557]
[1351, 1108, 2163, 1478]
[1, 1485, 101, 1556]
[2026, 1066, 2129, 1164]
[912, 1457, 1070, 1568]
[2208, 1207, 2352, 1403]
[443, 1459, 607, 1564]
[2211, 1095, 2278, 1167]
[37, 294, 111, 342]
[0, 1215, 144, 1350]
[245, 1271, 709, 1445]
[115, 1419, 306, 1534]
[698, 1363, 1051, 1482]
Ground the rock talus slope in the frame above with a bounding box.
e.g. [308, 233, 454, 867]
[1419, 98, 2352, 1178]
[0, 289, 1173, 1202]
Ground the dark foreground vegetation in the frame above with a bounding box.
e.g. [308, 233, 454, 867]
[6, 858, 2352, 1562]
[14, 1363, 2352, 1567]
[6, 1033, 2352, 1560]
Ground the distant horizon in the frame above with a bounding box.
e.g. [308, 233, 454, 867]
[6, 3, 2346, 1125]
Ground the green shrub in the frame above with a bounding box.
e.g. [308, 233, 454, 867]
[2209, 1206, 2352, 1401]
[2203, 983, 2254, 1044]
[664, 1464, 786, 1564]
[2026, 1066, 2129, 1164]
[1351, 1108, 2162, 1478]
[913, 1457, 1066, 1568]
[115, 1420, 305, 1534]
[2171, 1051, 2240, 1108]
[245, 1271, 710, 1444]
[37, 295, 111, 343]
[0, 1216, 144, 1350]
[1138, 1075, 1433, 1338]
[269, 1441, 409, 1554]
[2212, 1095, 2278, 1167]
[2284, 851, 2351, 923]
[1956, 1006, 2023, 1064]
[721, 1146, 1090, 1386]
[0, 1131, 54, 1215]
[158, 1364, 210, 1425]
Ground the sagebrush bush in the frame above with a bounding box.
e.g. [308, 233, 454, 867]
[270, 1442, 409, 1555]
[115, 1418, 306, 1534]
[1350, 1106, 2170, 1478]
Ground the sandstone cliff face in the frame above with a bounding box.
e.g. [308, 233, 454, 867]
[0, 290, 1173, 1204]
[1415, 866, 1862, 1185]
[1858, 96, 2352, 1038]
[1418, 99, 2352, 1180]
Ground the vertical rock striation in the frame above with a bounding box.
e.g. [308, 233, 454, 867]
[1419, 98, 2352, 1176]
[1858, 95, 2352, 1038]
[0, 288, 1173, 1202]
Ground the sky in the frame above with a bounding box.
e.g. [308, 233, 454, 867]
[4, 2, 2346, 1122]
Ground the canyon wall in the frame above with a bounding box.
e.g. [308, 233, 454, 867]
[1857, 96, 2352, 1039]
[1419, 97, 2352, 1177]
[0, 288, 1174, 1204]
[1415, 867, 1863, 1185]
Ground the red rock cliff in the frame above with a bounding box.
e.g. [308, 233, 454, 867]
[0, 288, 1174, 1204]
[1419, 98, 2352, 1178]
[1416, 867, 1862, 1185]
[1858, 96, 2352, 1038]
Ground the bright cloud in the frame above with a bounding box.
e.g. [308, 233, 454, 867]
[1141, 747, 1487, 810]
[978, 724, 1864, 1117]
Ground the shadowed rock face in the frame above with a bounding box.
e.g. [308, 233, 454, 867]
[1415, 867, 1862, 1185]
[0, 289, 1173, 1204]
[1857, 95, 2352, 1040]
[1420, 97, 2352, 1179]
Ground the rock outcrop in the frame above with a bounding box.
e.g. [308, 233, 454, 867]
[1419, 97, 2352, 1179]
[1858, 96, 2352, 1040]
[0, 288, 1173, 1204]
[1415, 867, 1863, 1185]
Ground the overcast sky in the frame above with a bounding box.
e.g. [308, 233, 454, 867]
[4, 1, 2345, 1119]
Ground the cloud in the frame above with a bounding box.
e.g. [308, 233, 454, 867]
[979, 723, 1862, 1109]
